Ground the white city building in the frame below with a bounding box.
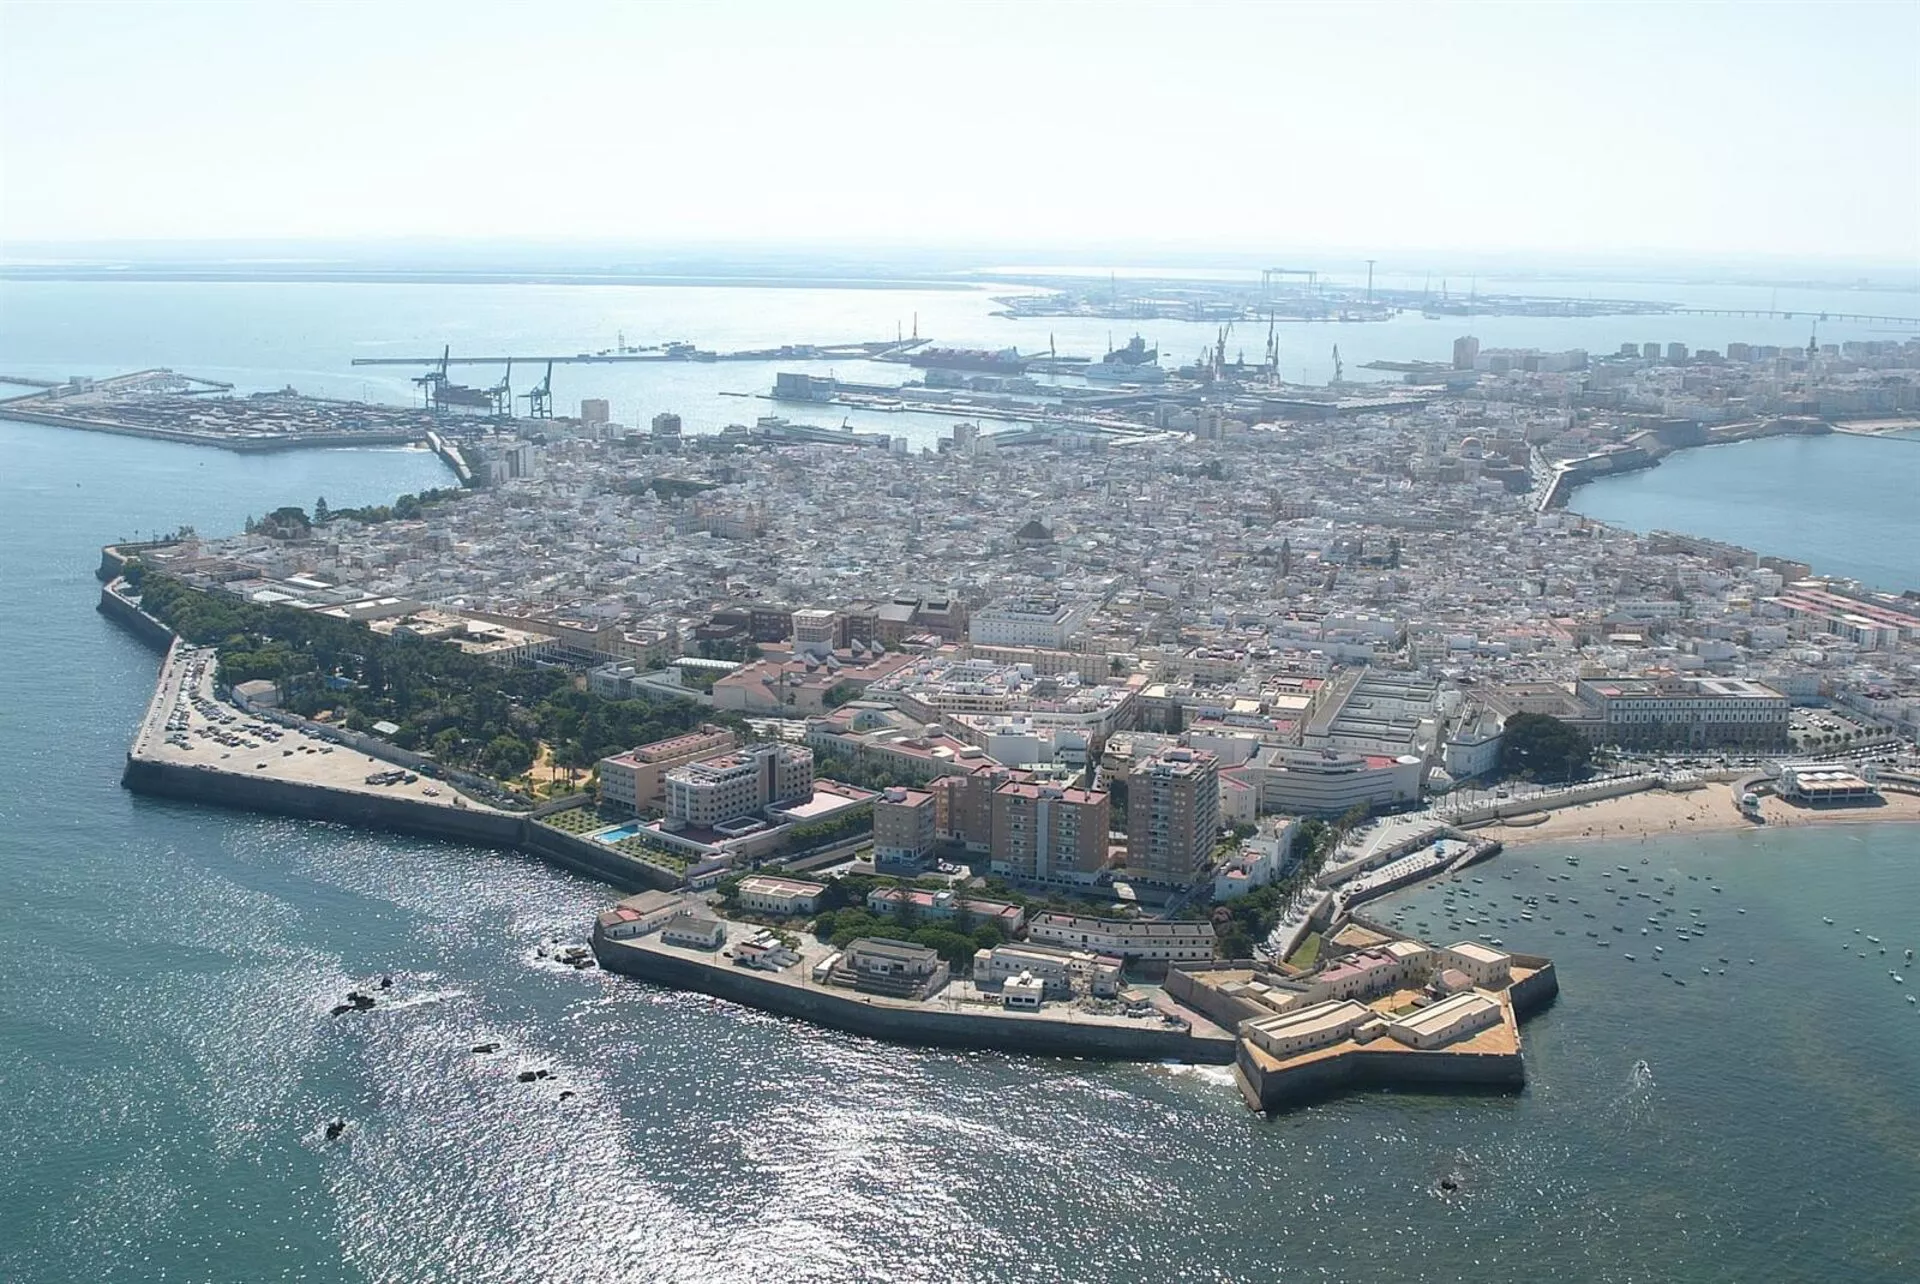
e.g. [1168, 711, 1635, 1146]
[969, 598, 1088, 649]
[1027, 913, 1216, 963]
[664, 743, 814, 826]
[735, 875, 826, 917]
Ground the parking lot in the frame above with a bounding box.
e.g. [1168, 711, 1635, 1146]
[134, 645, 496, 810]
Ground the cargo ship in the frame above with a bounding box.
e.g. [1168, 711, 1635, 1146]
[909, 346, 1027, 375]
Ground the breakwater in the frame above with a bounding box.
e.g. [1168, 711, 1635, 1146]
[121, 756, 680, 893]
[1234, 1038, 1526, 1112]
[97, 578, 176, 649]
[5, 402, 425, 452]
[591, 933, 1237, 1064]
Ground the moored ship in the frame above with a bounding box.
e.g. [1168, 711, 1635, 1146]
[909, 346, 1028, 375]
[1082, 334, 1165, 382]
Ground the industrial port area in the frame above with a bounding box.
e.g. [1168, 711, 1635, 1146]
[0, 368, 448, 451]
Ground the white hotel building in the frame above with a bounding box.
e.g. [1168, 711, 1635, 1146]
[664, 743, 814, 827]
[968, 598, 1088, 649]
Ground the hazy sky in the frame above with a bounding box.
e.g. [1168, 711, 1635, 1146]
[2, 0, 1916, 262]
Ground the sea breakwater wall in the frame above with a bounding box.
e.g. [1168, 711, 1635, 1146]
[121, 757, 683, 893]
[1508, 955, 1560, 1017]
[6, 403, 421, 452]
[1237, 1039, 1526, 1114]
[97, 580, 176, 651]
[593, 935, 1236, 1064]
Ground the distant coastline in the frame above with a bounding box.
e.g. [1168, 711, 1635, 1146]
[1567, 425, 1920, 592]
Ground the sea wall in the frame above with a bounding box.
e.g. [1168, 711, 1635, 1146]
[121, 757, 684, 894]
[122, 757, 522, 844]
[594, 935, 1237, 1064]
[1542, 416, 1831, 510]
[98, 541, 170, 582]
[1508, 957, 1560, 1018]
[97, 581, 175, 652]
[1238, 1040, 1526, 1113]
[5, 404, 419, 452]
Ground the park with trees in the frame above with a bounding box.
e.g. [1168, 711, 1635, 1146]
[127, 569, 742, 788]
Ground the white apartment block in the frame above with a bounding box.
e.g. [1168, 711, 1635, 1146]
[971, 942, 1122, 999]
[791, 608, 839, 658]
[969, 597, 1088, 649]
[664, 743, 814, 827]
[1027, 913, 1217, 964]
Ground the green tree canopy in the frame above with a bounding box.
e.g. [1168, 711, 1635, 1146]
[1499, 713, 1591, 782]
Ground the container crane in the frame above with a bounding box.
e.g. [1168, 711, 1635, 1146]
[412, 344, 451, 410]
[488, 360, 513, 417]
[522, 361, 554, 419]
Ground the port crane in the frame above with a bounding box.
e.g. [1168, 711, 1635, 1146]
[488, 360, 513, 417]
[1261, 267, 1318, 297]
[412, 345, 452, 410]
[522, 360, 554, 419]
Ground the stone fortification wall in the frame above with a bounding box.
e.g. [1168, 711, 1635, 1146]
[593, 935, 1236, 1065]
[1164, 964, 1272, 1032]
[122, 758, 521, 846]
[98, 542, 170, 583]
[97, 582, 175, 652]
[1238, 1041, 1525, 1113]
[103, 571, 691, 894]
[121, 758, 683, 894]
[1507, 958, 1560, 1017]
[531, 793, 595, 818]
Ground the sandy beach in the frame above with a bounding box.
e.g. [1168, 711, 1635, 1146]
[1475, 783, 1920, 847]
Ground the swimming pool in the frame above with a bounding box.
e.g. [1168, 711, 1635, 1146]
[593, 822, 647, 844]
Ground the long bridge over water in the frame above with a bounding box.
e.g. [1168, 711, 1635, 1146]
[1666, 307, 1920, 327]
